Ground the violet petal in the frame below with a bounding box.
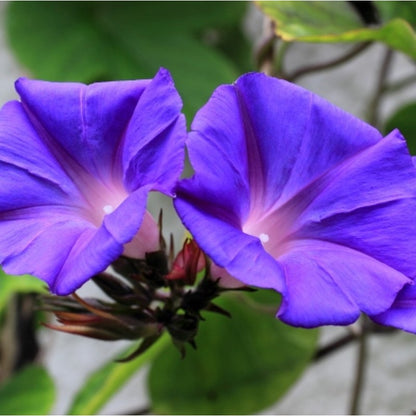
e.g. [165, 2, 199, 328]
[175, 72, 416, 327]
[0, 68, 185, 294]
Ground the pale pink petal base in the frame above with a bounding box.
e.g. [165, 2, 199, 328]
[210, 262, 246, 289]
[123, 210, 160, 258]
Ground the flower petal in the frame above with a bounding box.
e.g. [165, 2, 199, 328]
[2, 218, 96, 292]
[292, 129, 416, 227]
[123, 68, 186, 194]
[123, 210, 159, 258]
[278, 240, 410, 327]
[0, 101, 79, 200]
[371, 284, 416, 333]
[277, 128, 416, 278]
[0, 161, 72, 211]
[175, 72, 416, 329]
[15, 76, 149, 183]
[51, 226, 124, 295]
[175, 72, 386, 297]
[0, 207, 78, 263]
[103, 186, 150, 244]
[0, 69, 186, 294]
[0, 187, 150, 295]
[174, 195, 285, 292]
[296, 199, 416, 281]
[233, 73, 382, 212]
[181, 84, 251, 223]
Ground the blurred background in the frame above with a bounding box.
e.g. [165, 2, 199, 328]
[0, 2, 416, 414]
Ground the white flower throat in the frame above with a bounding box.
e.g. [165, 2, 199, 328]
[103, 204, 115, 215]
[259, 233, 269, 244]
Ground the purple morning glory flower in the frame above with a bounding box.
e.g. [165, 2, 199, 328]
[0, 68, 185, 295]
[174, 72, 416, 328]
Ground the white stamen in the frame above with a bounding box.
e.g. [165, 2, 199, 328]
[259, 233, 269, 243]
[103, 204, 114, 215]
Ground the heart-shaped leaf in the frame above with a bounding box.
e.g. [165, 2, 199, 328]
[148, 292, 318, 414]
[6, 2, 248, 120]
[0, 365, 55, 415]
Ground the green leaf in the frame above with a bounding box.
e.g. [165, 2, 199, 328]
[0, 269, 47, 316]
[377, 2, 416, 27]
[68, 333, 169, 415]
[0, 365, 55, 415]
[384, 102, 416, 155]
[259, 1, 363, 38]
[148, 292, 318, 414]
[6, 1, 248, 120]
[257, 1, 416, 60]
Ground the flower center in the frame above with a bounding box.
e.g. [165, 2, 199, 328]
[103, 204, 115, 215]
[79, 175, 128, 227]
[243, 207, 295, 259]
[259, 233, 269, 244]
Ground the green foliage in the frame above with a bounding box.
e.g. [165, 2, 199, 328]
[259, 1, 363, 38]
[148, 292, 318, 414]
[0, 269, 46, 317]
[378, 2, 416, 27]
[68, 334, 169, 415]
[6, 1, 249, 120]
[0, 365, 55, 415]
[384, 102, 416, 155]
[257, 1, 416, 60]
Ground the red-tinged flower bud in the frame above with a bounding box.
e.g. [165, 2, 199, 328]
[44, 322, 128, 341]
[41, 293, 160, 342]
[166, 239, 205, 285]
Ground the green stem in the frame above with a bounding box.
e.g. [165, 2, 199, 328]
[68, 332, 170, 415]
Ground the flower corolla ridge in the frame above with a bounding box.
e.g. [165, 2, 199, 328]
[174, 72, 416, 329]
[0, 68, 186, 296]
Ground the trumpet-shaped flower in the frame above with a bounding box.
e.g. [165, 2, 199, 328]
[174, 72, 416, 328]
[0, 68, 185, 295]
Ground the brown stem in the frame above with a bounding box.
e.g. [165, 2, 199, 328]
[313, 330, 358, 362]
[367, 48, 394, 127]
[255, 18, 277, 76]
[314, 320, 395, 362]
[287, 42, 372, 82]
[382, 73, 416, 94]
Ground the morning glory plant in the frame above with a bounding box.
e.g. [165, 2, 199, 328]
[2, 2, 416, 414]
[2, 69, 416, 342]
[174, 72, 416, 330]
[0, 68, 186, 295]
[0, 67, 248, 356]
